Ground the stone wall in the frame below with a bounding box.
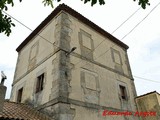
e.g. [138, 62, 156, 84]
[10, 13, 58, 103]
[10, 10, 138, 120]
[37, 11, 138, 120]
[136, 92, 160, 120]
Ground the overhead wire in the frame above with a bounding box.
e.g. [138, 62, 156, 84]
[111, 7, 141, 34]
[2, 10, 53, 45]
[2, 10, 81, 51]
[74, 0, 160, 69]
[90, 1, 160, 69]
[133, 76, 160, 83]
[2, 5, 160, 84]
[120, 1, 160, 40]
[3, 5, 142, 68]
[72, 2, 160, 84]
[72, 7, 141, 68]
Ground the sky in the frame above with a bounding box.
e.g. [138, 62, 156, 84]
[0, 0, 160, 99]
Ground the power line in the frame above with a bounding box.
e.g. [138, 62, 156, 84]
[2, 10, 54, 45]
[2, 10, 80, 51]
[92, 7, 141, 56]
[112, 7, 141, 34]
[3, 10, 83, 52]
[2, 5, 144, 70]
[73, 2, 159, 68]
[73, 7, 142, 68]
[88, 6, 141, 59]
[72, 2, 160, 84]
[3, 5, 160, 85]
[73, 44, 115, 70]
[134, 76, 160, 83]
[75, 0, 160, 69]
[121, 1, 160, 40]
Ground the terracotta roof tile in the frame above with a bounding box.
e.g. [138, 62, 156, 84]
[0, 101, 52, 120]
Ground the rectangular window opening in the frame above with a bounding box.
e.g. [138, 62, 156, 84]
[36, 73, 44, 93]
[17, 87, 23, 103]
[119, 85, 127, 100]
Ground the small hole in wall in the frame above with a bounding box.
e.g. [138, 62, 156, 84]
[65, 71, 68, 77]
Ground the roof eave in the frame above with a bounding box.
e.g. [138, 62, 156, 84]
[16, 4, 128, 52]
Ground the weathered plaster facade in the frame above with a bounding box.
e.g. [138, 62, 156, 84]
[10, 4, 138, 120]
[136, 91, 160, 120]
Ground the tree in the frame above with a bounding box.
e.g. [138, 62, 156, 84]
[0, 0, 150, 37]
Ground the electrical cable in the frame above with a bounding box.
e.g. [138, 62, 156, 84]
[112, 7, 141, 34]
[73, 7, 142, 67]
[72, 2, 160, 85]
[2, 10, 81, 51]
[74, 0, 160, 70]
[3, 10, 54, 45]
[134, 75, 160, 83]
[2, 5, 160, 84]
[120, 1, 160, 40]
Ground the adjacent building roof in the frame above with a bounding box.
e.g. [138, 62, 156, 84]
[16, 4, 128, 52]
[0, 101, 52, 120]
[136, 91, 160, 99]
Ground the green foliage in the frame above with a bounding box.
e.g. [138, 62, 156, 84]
[0, 11, 15, 36]
[0, 0, 22, 36]
[82, 0, 150, 8]
[0, 0, 150, 37]
[83, 0, 105, 6]
[134, 0, 150, 9]
[41, 0, 150, 9]
[42, 0, 61, 8]
[42, 0, 54, 8]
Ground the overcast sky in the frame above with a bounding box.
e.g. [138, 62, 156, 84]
[0, 0, 160, 99]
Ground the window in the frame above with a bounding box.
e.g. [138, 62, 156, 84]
[36, 73, 44, 93]
[119, 85, 127, 100]
[17, 88, 23, 103]
[79, 29, 94, 60]
[28, 42, 39, 70]
[111, 48, 123, 73]
[29, 42, 39, 60]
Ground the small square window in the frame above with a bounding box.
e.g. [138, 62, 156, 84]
[17, 88, 23, 103]
[36, 73, 44, 93]
[119, 85, 127, 100]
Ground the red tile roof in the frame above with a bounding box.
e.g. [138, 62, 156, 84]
[16, 4, 128, 52]
[0, 101, 52, 120]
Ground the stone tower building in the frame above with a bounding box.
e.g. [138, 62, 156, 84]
[10, 4, 138, 120]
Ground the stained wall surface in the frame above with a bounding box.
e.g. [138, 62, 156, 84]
[10, 8, 138, 120]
